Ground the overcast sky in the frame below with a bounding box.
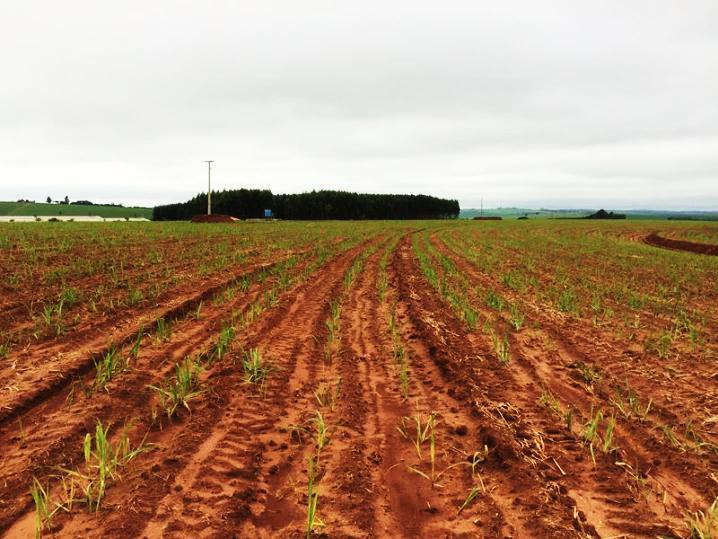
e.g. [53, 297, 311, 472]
[1, 1, 717, 210]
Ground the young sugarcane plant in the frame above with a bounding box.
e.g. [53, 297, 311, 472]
[93, 348, 127, 391]
[685, 496, 718, 539]
[407, 417, 437, 485]
[397, 410, 437, 461]
[404, 413, 468, 488]
[509, 303, 525, 331]
[581, 407, 603, 464]
[311, 411, 330, 460]
[155, 317, 172, 343]
[306, 456, 324, 538]
[324, 299, 341, 360]
[398, 359, 410, 401]
[492, 332, 510, 365]
[212, 325, 235, 363]
[30, 477, 64, 539]
[52, 421, 150, 515]
[242, 347, 270, 387]
[130, 327, 144, 359]
[458, 486, 481, 514]
[148, 357, 203, 417]
[602, 414, 617, 453]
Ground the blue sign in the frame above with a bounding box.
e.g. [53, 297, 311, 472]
[264, 209, 272, 218]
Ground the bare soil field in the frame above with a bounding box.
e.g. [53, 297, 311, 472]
[0, 220, 717, 538]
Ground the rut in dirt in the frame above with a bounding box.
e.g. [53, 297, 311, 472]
[323, 234, 538, 537]
[0, 251, 322, 535]
[37, 239, 378, 538]
[420, 231, 712, 537]
[391, 233, 597, 538]
[0, 256, 292, 429]
[431, 229, 718, 485]
[643, 232, 718, 256]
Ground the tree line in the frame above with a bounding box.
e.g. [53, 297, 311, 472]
[153, 189, 460, 220]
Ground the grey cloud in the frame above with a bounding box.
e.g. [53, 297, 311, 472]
[1, 0, 717, 209]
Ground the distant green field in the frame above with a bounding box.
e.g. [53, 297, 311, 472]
[460, 207, 718, 220]
[460, 208, 589, 219]
[0, 201, 152, 219]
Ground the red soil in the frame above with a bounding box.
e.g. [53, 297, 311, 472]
[644, 232, 718, 255]
[191, 214, 240, 223]
[0, 228, 713, 538]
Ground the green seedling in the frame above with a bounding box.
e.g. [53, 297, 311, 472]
[30, 477, 63, 538]
[572, 361, 601, 385]
[65, 420, 152, 512]
[242, 347, 270, 386]
[155, 317, 172, 342]
[311, 411, 330, 458]
[538, 390, 563, 418]
[582, 407, 603, 445]
[458, 486, 481, 514]
[602, 414, 616, 453]
[485, 289, 505, 311]
[378, 272, 389, 302]
[660, 424, 681, 449]
[94, 348, 126, 390]
[463, 307, 478, 329]
[407, 414, 439, 485]
[148, 358, 203, 417]
[685, 496, 718, 539]
[509, 303, 525, 331]
[306, 456, 324, 538]
[127, 287, 143, 306]
[399, 359, 410, 401]
[397, 410, 437, 461]
[59, 288, 78, 306]
[565, 407, 574, 432]
[130, 327, 144, 359]
[407, 428, 468, 488]
[557, 289, 577, 314]
[323, 299, 342, 360]
[328, 301, 341, 334]
[388, 311, 396, 335]
[213, 325, 235, 362]
[492, 333, 510, 365]
[41, 304, 55, 327]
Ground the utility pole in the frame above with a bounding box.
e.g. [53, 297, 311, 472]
[203, 160, 214, 215]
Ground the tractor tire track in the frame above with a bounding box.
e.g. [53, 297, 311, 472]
[0, 251, 327, 536]
[73, 240, 371, 538]
[0, 255, 303, 428]
[429, 231, 713, 535]
[392, 233, 591, 538]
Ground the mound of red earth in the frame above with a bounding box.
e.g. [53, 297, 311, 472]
[191, 214, 239, 223]
[644, 232, 718, 256]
